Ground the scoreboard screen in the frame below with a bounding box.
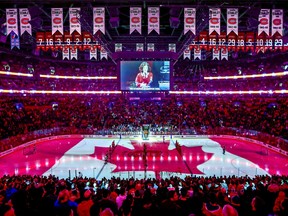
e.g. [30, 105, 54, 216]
[120, 61, 171, 91]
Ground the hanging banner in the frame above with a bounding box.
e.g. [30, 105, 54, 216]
[212, 48, 220, 60]
[148, 7, 160, 34]
[209, 8, 221, 35]
[10, 32, 20, 49]
[198, 31, 208, 50]
[272, 9, 283, 36]
[82, 32, 93, 50]
[90, 46, 97, 60]
[19, 8, 32, 36]
[256, 33, 266, 53]
[70, 46, 77, 60]
[218, 32, 227, 50]
[36, 32, 45, 50]
[183, 47, 191, 60]
[69, 8, 81, 35]
[184, 8, 196, 35]
[45, 32, 54, 51]
[6, 9, 19, 36]
[227, 8, 238, 36]
[93, 8, 105, 35]
[100, 47, 108, 59]
[136, 43, 144, 51]
[208, 32, 217, 50]
[62, 46, 70, 60]
[147, 43, 154, 51]
[258, 9, 270, 36]
[130, 7, 141, 34]
[168, 43, 176, 52]
[274, 33, 283, 51]
[115, 43, 122, 52]
[227, 32, 237, 51]
[237, 32, 245, 51]
[73, 32, 83, 50]
[64, 32, 73, 49]
[245, 32, 255, 52]
[221, 48, 228, 60]
[54, 32, 63, 50]
[194, 46, 201, 60]
[51, 8, 63, 35]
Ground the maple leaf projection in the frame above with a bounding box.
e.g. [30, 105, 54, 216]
[90, 140, 214, 175]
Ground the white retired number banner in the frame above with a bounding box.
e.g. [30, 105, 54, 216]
[183, 47, 191, 60]
[184, 8, 196, 35]
[272, 9, 283, 36]
[147, 43, 154, 51]
[69, 8, 81, 34]
[130, 7, 141, 34]
[100, 47, 108, 60]
[115, 43, 122, 52]
[148, 7, 159, 34]
[19, 8, 31, 36]
[63, 47, 70, 60]
[258, 9, 270, 36]
[70, 46, 78, 60]
[194, 47, 201, 60]
[212, 48, 220, 60]
[136, 43, 144, 51]
[227, 8, 238, 35]
[209, 8, 221, 35]
[93, 8, 105, 35]
[90, 46, 97, 60]
[169, 44, 176, 52]
[6, 8, 19, 36]
[51, 8, 63, 35]
[221, 48, 228, 60]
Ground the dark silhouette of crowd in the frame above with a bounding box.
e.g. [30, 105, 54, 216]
[0, 174, 288, 216]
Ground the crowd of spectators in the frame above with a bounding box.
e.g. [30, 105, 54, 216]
[0, 174, 288, 216]
[0, 95, 287, 152]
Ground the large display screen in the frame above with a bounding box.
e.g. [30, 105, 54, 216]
[120, 61, 170, 91]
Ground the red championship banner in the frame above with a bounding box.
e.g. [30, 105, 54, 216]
[198, 31, 208, 50]
[256, 33, 266, 53]
[237, 32, 245, 51]
[264, 35, 273, 51]
[64, 32, 73, 49]
[218, 32, 227, 50]
[45, 32, 54, 51]
[245, 32, 255, 52]
[273, 32, 283, 51]
[73, 32, 83, 50]
[82, 32, 92, 50]
[54, 31, 63, 50]
[227, 32, 237, 51]
[36, 32, 45, 50]
[208, 32, 217, 50]
[189, 39, 196, 50]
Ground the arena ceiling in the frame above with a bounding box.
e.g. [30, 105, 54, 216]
[0, 0, 287, 62]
